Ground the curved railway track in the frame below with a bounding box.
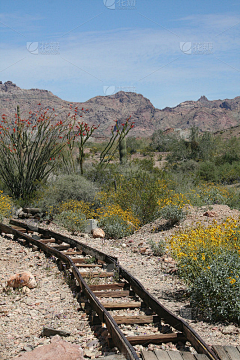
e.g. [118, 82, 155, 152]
[0, 219, 219, 360]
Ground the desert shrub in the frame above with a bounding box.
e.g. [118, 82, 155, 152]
[181, 183, 235, 207]
[167, 128, 217, 162]
[96, 202, 139, 227]
[37, 174, 99, 214]
[178, 159, 199, 173]
[108, 170, 166, 225]
[190, 251, 240, 323]
[148, 239, 166, 256]
[159, 205, 186, 226]
[217, 162, 240, 184]
[197, 161, 218, 182]
[98, 214, 134, 239]
[169, 218, 240, 322]
[169, 218, 240, 283]
[215, 137, 240, 165]
[132, 157, 155, 172]
[151, 129, 178, 152]
[56, 209, 86, 234]
[58, 199, 96, 219]
[0, 191, 13, 221]
[126, 136, 146, 154]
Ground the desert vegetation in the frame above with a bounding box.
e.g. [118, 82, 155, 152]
[0, 108, 240, 323]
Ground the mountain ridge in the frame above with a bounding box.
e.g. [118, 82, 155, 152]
[1, 81, 240, 137]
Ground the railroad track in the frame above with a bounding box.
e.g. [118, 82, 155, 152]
[0, 220, 227, 360]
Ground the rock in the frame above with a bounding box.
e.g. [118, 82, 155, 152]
[122, 243, 126, 248]
[91, 228, 105, 239]
[16, 207, 23, 216]
[18, 210, 26, 219]
[23, 207, 41, 215]
[203, 211, 216, 217]
[41, 327, 71, 337]
[163, 256, 175, 263]
[12, 335, 84, 360]
[139, 247, 147, 254]
[22, 286, 31, 294]
[221, 325, 239, 335]
[7, 271, 37, 289]
[84, 348, 96, 358]
[23, 345, 34, 352]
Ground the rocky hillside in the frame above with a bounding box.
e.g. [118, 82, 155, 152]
[1, 81, 240, 137]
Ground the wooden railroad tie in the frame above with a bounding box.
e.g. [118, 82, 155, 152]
[113, 315, 160, 324]
[80, 271, 114, 278]
[70, 257, 106, 265]
[75, 263, 101, 268]
[89, 283, 125, 291]
[141, 350, 210, 360]
[62, 250, 83, 256]
[11, 225, 34, 234]
[108, 333, 186, 348]
[93, 290, 130, 298]
[126, 333, 186, 346]
[213, 345, 240, 360]
[39, 238, 56, 244]
[101, 301, 142, 309]
[52, 244, 71, 251]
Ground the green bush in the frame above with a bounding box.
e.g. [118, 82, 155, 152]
[159, 205, 186, 226]
[37, 174, 99, 214]
[217, 162, 240, 184]
[197, 161, 218, 182]
[148, 239, 166, 256]
[190, 251, 240, 324]
[126, 136, 146, 154]
[112, 170, 165, 225]
[151, 129, 178, 152]
[98, 214, 134, 239]
[56, 209, 86, 234]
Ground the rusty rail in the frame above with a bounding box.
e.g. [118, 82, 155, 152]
[0, 220, 219, 360]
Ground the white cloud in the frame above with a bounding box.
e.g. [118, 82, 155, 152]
[0, 17, 239, 107]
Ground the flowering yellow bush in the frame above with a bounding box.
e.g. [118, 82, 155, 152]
[96, 191, 140, 227]
[57, 196, 140, 232]
[168, 217, 240, 322]
[168, 217, 240, 282]
[58, 199, 96, 219]
[158, 191, 190, 209]
[97, 203, 140, 229]
[0, 191, 12, 220]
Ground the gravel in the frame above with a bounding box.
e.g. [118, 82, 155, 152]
[0, 204, 239, 359]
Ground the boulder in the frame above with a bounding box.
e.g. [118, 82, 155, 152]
[139, 247, 147, 254]
[7, 271, 37, 289]
[92, 228, 105, 239]
[12, 335, 84, 360]
[41, 327, 71, 337]
[203, 211, 216, 217]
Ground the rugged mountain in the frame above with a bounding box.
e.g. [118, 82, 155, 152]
[1, 81, 240, 137]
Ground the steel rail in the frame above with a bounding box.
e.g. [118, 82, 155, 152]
[0, 221, 139, 360]
[0, 220, 219, 360]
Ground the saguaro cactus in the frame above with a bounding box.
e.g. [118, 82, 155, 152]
[17, 105, 20, 120]
[119, 137, 127, 164]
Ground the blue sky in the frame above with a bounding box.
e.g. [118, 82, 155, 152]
[0, 0, 239, 108]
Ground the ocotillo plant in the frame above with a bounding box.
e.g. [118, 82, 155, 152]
[65, 106, 99, 175]
[99, 116, 134, 169]
[0, 105, 79, 201]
